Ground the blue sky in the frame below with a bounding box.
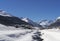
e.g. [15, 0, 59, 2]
[0, 0, 60, 21]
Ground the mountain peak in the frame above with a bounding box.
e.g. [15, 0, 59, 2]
[0, 10, 12, 17]
[56, 17, 60, 20]
[22, 18, 30, 22]
[0, 10, 7, 13]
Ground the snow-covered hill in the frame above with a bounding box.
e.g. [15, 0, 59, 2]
[0, 24, 43, 41]
[41, 29, 60, 41]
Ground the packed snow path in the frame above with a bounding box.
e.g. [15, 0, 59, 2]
[0, 29, 43, 41]
[41, 29, 60, 41]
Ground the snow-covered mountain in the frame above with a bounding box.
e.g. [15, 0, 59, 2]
[22, 18, 32, 23]
[56, 17, 60, 20]
[21, 18, 42, 27]
[39, 20, 53, 28]
[0, 10, 33, 29]
[48, 17, 60, 28]
[0, 10, 12, 17]
[1, 10, 60, 41]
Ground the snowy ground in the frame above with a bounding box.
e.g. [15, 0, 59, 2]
[41, 29, 60, 41]
[1, 24, 60, 41]
[0, 29, 33, 41]
[0, 24, 43, 41]
[0, 29, 43, 41]
[1, 25, 60, 41]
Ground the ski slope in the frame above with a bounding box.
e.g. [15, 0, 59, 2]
[41, 29, 60, 41]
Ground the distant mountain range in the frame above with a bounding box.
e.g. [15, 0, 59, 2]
[39, 20, 53, 28]
[21, 18, 42, 27]
[0, 10, 42, 29]
[0, 10, 60, 29]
